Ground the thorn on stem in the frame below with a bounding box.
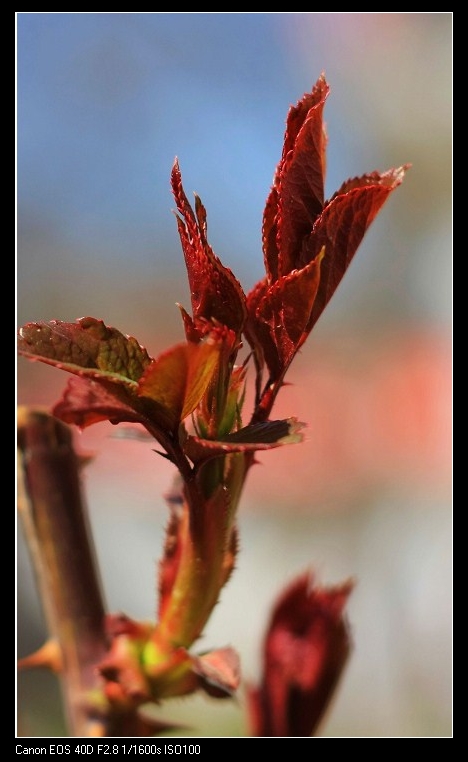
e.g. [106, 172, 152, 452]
[17, 639, 63, 673]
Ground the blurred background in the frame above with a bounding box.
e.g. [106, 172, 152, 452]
[16, 13, 452, 737]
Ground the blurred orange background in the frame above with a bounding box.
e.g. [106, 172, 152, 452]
[17, 13, 452, 737]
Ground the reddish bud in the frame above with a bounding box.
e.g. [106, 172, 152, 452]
[247, 572, 354, 737]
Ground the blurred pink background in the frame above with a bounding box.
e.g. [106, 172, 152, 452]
[17, 13, 452, 737]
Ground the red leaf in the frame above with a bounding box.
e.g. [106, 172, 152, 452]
[53, 376, 180, 445]
[193, 647, 240, 698]
[304, 167, 409, 331]
[53, 376, 147, 429]
[255, 248, 324, 378]
[247, 74, 409, 385]
[274, 76, 329, 279]
[263, 76, 329, 282]
[18, 317, 151, 384]
[247, 572, 354, 737]
[171, 159, 247, 335]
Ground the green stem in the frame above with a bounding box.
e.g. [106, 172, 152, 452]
[154, 449, 247, 653]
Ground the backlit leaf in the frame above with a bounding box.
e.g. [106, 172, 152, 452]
[263, 75, 329, 281]
[303, 166, 409, 331]
[138, 340, 221, 430]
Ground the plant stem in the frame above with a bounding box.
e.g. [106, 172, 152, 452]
[17, 407, 108, 737]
